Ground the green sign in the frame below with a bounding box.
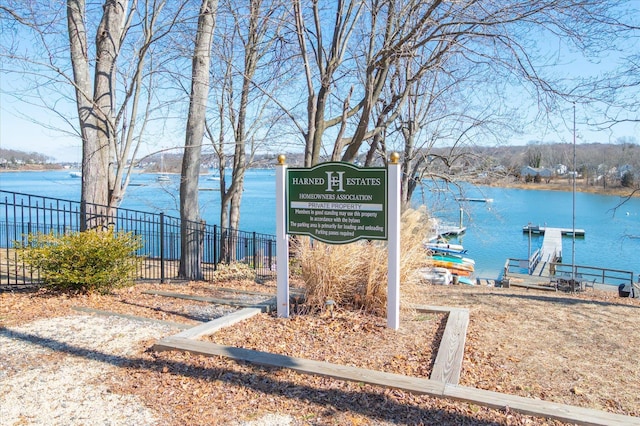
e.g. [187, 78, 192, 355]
[287, 162, 387, 244]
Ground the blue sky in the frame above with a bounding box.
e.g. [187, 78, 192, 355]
[1, 3, 638, 164]
[0, 101, 81, 162]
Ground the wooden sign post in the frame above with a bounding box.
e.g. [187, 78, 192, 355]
[387, 153, 401, 330]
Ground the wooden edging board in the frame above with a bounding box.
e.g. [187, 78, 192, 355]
[173, 307, 264, 340]
[151, 301, 640, 425]
[142, 289, 276, 311]
[152, 336, 640, 426]
[424, 307, 468, 385]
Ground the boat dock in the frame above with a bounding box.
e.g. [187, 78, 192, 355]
[521, 226, 585, 275]
[505, 225, 635, 290]
[522, 225, 585, 237]
[532, 228, 562, 275]
[437, 224, 466, 237]
[455, 197, 493, 203]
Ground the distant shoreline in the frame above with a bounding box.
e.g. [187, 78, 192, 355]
[482, 177, 639, 198]
[0, 164, 64, 172]
[2, 166, 638, 198]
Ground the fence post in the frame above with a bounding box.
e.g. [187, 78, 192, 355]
[213, 224, 218, 271]
[252, 231, 257, 271]
[159, 213, 165, 283]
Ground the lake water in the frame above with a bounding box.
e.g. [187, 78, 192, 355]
[1, 169, 639, 280]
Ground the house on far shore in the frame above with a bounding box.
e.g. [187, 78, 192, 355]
[555, 164, 568, 175]
[520, 166, 553, 182]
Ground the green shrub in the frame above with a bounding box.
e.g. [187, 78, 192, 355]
[16, 228, 142, 294]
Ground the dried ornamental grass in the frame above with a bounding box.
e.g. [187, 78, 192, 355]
[295, 208, 430, 314]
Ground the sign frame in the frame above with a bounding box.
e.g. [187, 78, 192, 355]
[276, 154, 401, 329]
[286, 162, 387, 244]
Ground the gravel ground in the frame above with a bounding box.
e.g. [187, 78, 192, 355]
[0, 287, 296, 426]
[0, 312, 299, 426]
[0, 315, 176, 425]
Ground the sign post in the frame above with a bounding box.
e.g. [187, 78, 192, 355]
[387, 153, 401, 330]
[275, 155, 289, 317]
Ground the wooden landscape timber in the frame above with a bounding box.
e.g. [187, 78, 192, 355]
[152, 298, 640, 426]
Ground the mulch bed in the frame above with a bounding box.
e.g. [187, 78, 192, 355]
[2, 279, 639, 425]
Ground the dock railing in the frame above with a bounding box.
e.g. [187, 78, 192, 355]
[0, 190, 277, 289]
[550, 262, 634, 288]
[504, 256, 634, 289]
[502, 248, 542, 277]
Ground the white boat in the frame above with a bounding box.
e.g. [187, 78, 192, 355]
[69, 171, 82, 178]
[424, 242, 465, 252]
[419, 267, 453, 285]
[156, 152, 171, 182]
[206, 175, 220, 181]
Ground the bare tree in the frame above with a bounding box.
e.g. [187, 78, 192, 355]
[216, 0, 283, 231]
[203, 0, 287, 265]
[291, 0, 364, 166]
[280, 0, 635, 177]
[1, 1, 188, 228]
[179, 0, 218, 280]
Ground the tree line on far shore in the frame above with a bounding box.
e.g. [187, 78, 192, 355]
[4, 139, 639, 190]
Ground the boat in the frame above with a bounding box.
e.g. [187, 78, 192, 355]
[428, 258, 474, 272]
[206, 175, 220, 181]
[69, 171, 81, 178]
[426, 246, 468, 256]
[156, 152, 171, 182]
[431, 254, 475, 267]
[419, 267, 453, 285]
[426, 260, 473, 276]
[424, 242, 465, 252]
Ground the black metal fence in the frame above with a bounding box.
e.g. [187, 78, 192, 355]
[0, 190, 276, 288]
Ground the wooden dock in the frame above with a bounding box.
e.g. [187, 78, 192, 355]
[523, 226, 584, 276]
[522, 225, 585, 237]
[534, 228, 562, 275]
[437, 224, 466, 237]
[455, 197, 494, 203]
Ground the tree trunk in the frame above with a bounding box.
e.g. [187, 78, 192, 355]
[93, 0, 127, 219]
[179, 0, 217, 280]
[68, 0, 127, 229]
